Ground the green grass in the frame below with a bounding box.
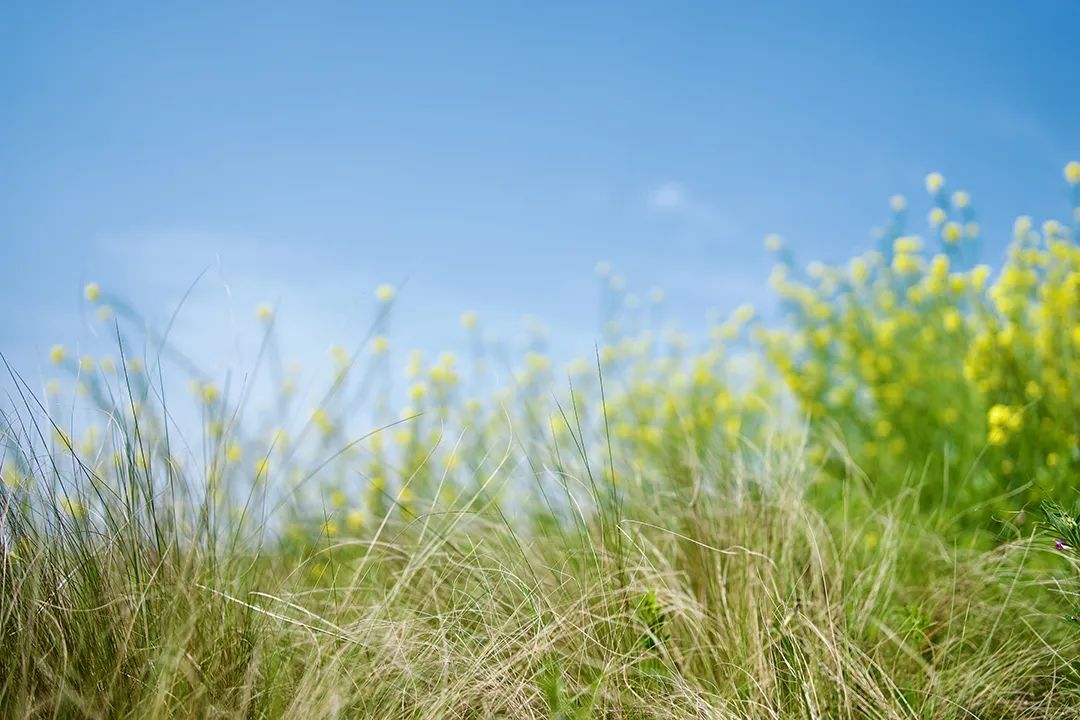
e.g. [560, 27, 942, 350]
[7, 167, 1080, 716]
[3, 401, 1080, 718]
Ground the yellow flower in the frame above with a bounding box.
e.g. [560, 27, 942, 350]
[971, 265, 991, 290]
[649, 287, 665, 303]
[928, 208, 946, 227]
[226, 443, 242, 463]
[460, 310, 478, 329]
[889, 194, 906, 212]
[942, 309, 961, 333]
[1013, 215, 1032, 238]
[346, 510, 366, 531]
[329, 344, 349, 367]
[1024, 381, 1042, 400]
[891, 253, 921, 275]
[96, 305, 113, 322]
[372, 335, 390, 354]
[988, 427, 1008, 446]
[764, 233, 783, 252]
[894, 235, 923, 254]
[49, 344, 66, 365]
[525, 352, 550, 373]
[256, 303, 274, 321]
[200, 384, 220, 404]
[329, 489, 346, 508]
[1065, 160, 1080, 185]
[849, 258, 869, 284]
[255, 458, 270, 478]
[930, 253, 949, 277]
[875, 419, 892, 438]
[732, 304, 755, 324]
[311, 408, 333, 434]
[375, 284, 396, 303]
[83, 282, 101, 302]
[925, 172, 945, 194]
[951, 190, 970, 208]
[942, 221, 962, 244]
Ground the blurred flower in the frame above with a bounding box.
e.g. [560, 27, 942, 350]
[943, 221, 962, 245]
[894, 235, 923, 254]
[376, 284, 396, 303]
[1065, 161, 1080, 185]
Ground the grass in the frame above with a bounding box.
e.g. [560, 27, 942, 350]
[3, 385, 1080, 718]
[4, 436, 1075, 716]
[6, 168, 1080, 717]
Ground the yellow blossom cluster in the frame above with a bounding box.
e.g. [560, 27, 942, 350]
[763, 165, 1080, 511]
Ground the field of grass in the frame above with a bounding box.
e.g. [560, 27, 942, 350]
[5, 168, 1080, 718]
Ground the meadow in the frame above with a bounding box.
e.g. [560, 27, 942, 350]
[4, 166, 1080, 718]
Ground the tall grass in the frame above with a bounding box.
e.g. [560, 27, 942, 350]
[5, 166, 1080, 717]
[4, 405, 1079, 717]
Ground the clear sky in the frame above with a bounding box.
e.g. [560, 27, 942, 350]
[3, 1, 1079, 387]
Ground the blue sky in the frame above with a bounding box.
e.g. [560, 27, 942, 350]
[3, 1, 1079, 388]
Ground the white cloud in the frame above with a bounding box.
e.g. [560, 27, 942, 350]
[644, 181, 738, 238]
[647, 181, 689, 212]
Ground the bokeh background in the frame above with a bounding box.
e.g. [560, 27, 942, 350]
[3, 1, 1079, 386]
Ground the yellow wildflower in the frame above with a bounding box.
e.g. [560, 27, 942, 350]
[375, 284, 396, 303]
[1065, 160, 1080, 185]
[925, 172, 945, 194]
